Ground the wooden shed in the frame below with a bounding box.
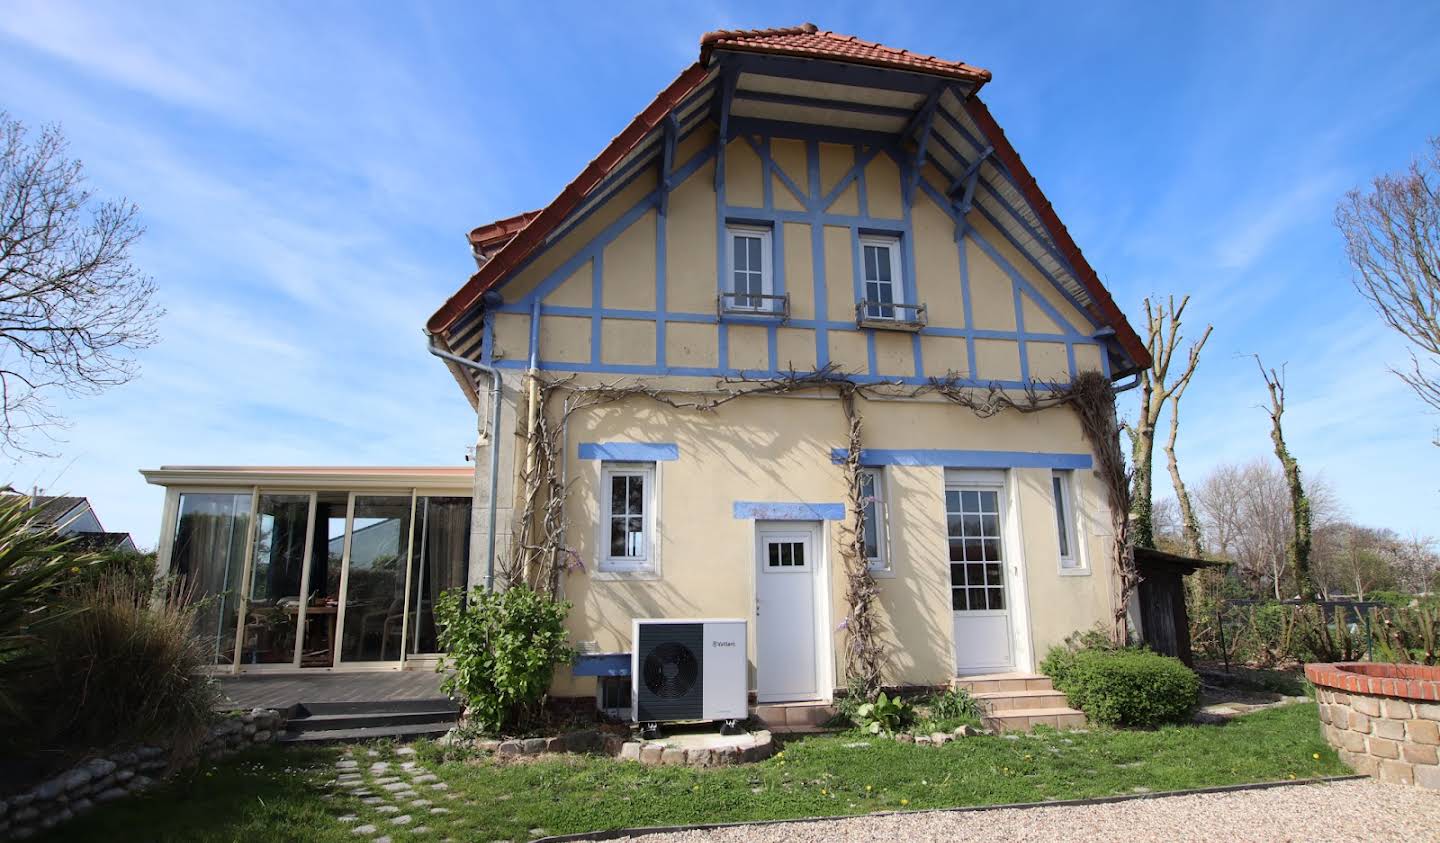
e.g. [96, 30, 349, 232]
[1134, 546, 1223, 667]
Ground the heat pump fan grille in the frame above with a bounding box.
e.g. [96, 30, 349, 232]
[643, 642, 698, 699]
[635, 621, 704, 721]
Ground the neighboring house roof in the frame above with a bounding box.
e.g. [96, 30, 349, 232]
[25, 495, 87, 527]
[427, 23, 1150, 372]
[697, 23, 992, 85]
[64, 531, 139, 554]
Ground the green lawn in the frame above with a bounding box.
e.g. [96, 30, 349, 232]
[42, 704, 1346, 842]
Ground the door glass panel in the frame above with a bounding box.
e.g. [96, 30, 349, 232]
[408, 496, 472, 655]
[241, 494, 310, 664]
[341, 495, 411, 662]
[171, 493, 252, 665]
[297, 492, 347, 667]
[947, 487, 1005, 613]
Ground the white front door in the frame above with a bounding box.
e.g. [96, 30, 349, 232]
[754, 522, 821, 702]
[948, 484, 1015, 673]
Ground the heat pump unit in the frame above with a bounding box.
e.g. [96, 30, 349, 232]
[632, 619, 747, 725]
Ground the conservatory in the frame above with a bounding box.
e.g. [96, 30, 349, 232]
[140, 466, 474, 674]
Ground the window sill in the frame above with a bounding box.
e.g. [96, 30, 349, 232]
[718, 292, 789, 320]
[592, 568, 661, 582]
[1059, 565, 1091, 577]
[868, 566, 896, 579]
[855, 301, 927, 332]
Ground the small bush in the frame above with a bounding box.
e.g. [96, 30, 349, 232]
[922, 687, 982, 727]
[1046, 647, 1199, 727]
[434, 586, 575, 735]
[5, 574, 219, 764]
[854, 691, 913, 735]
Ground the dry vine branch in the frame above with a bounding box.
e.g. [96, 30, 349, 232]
[503, 363, 1136, 676]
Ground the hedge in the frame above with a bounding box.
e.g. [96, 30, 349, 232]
[1042, 646, 1200, 727]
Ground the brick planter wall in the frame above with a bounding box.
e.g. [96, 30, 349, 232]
[1306, 662, 1440, 789]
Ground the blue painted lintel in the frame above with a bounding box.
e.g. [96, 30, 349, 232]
[830, 449, 1093, 470]
[577, 442, 679, 462]
[572, 652, 631, 677]
[733, 501, 846, 521]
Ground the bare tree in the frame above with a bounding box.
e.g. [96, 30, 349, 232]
[1255, 358, 1316, 600]
[1336, 136, 1440, 420]
[0, 112, 160, 454]
[1393, 532, 1440, 595]
[1313, 523, 1399, 601]
[1128, 295, 1212, 550]
[1197, 459, 1338, 599]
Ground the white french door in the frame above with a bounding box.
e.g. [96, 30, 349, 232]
[948, 482, 1015, 673]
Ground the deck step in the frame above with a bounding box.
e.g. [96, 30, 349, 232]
[277, 721, 454, 744]
[294, 698, 460, 717]
[287, 709, 462, 732]
[973, 688, 1072, 712]
[982, 706, 1087, 733]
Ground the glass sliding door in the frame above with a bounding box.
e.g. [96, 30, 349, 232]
[338, 495, 412, 663]
[407, 496, 472, 655]
[297, 492, 349, 667]
[170, 492, 252, 665]
[241, 493, 314, 665]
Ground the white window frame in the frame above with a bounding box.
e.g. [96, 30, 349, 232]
[1052, 470, 1088, 575]
[724, 224, 774, 311]
[597, 462, 658, 577]
[859, 234, 904, 319]
[859, 468, 892, 576]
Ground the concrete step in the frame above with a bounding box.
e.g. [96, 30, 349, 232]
[973, 688, 1072, 713]
[287, 709, 462, 732]
[952, 672, 1055, 694]
[278, 720, 454, 744]
[751, 702, 837, 730]
[982, 706, 1087, 733]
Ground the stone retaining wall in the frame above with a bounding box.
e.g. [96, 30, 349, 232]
[0, 708, 285, 840]
[449, 728, 775, 766]
[1306, 662, 1440, 789]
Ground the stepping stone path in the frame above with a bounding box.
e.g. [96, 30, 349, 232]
[326, 747, 462, 839]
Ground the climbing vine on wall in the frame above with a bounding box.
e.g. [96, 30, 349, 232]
[503, 364, 1136, 690]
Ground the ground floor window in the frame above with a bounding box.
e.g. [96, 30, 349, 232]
[600, 462, 656, 574]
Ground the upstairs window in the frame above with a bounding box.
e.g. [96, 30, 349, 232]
[860, 234, 903, 319]
[600, 462, 656, 574]
[725, 225, 772, 311]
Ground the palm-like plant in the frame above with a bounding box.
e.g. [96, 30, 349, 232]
[0, 495, 93, 712]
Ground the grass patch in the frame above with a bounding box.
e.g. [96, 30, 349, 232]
[39, 704, 1345, 842]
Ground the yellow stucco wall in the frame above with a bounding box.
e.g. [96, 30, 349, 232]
[548, 393, 1116, 698]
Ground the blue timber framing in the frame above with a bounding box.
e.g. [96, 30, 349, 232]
[577, 442, 680, 461]
[830, 449, 1094, 470]
[733, 501, 847, 521]
[451, 76, 1118, 387]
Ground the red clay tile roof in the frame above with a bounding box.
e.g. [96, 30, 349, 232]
[469, 210, 541, 250]
[963, 98, 1148, 368]
[427, 63, 710, 334]
[699, 23, 991, 86]
[428, 24, 1148, 372]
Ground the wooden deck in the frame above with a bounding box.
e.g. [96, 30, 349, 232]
[216, 671, 449, 710]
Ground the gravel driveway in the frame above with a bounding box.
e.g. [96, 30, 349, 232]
[591, 779, 1440, 842]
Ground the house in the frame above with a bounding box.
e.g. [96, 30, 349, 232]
[141, 24, 1150, 708]
[3, 487, 139, 553]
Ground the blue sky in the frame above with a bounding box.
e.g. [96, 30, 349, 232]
[2, 1, 1438, 547]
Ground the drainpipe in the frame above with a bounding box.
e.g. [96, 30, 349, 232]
[427, 325, 503, 592]
[1111, 373, 1141, 393]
